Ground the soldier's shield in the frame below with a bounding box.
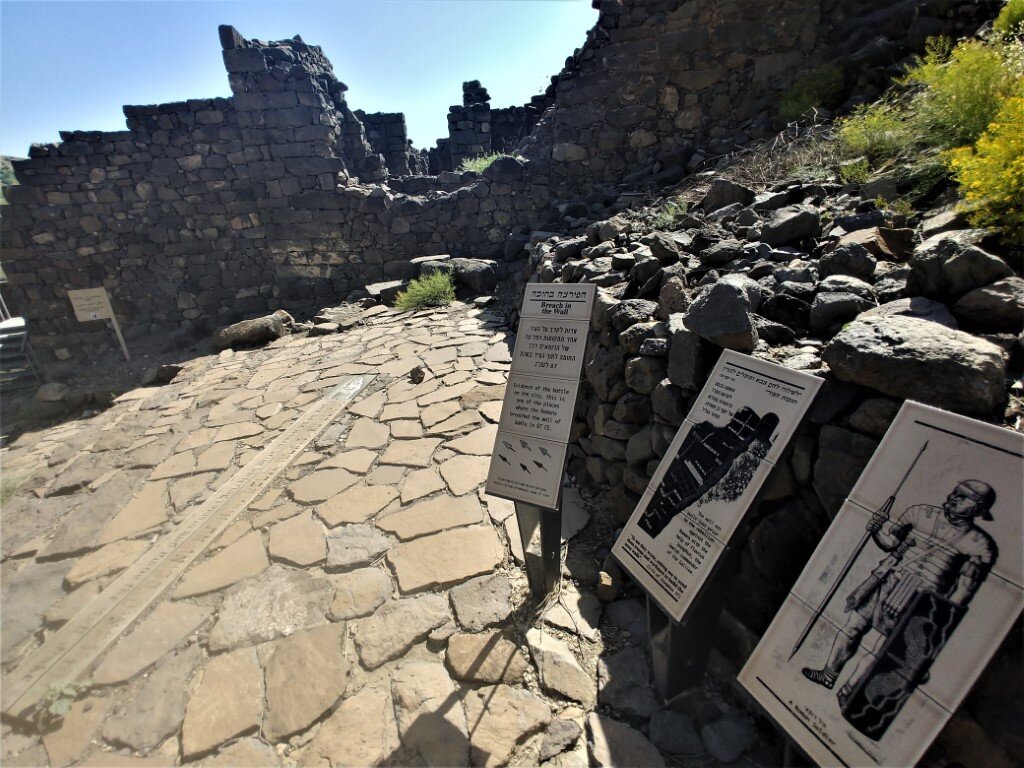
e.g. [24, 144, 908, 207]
[841, 590, 966, 740]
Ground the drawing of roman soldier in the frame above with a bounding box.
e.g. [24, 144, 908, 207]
[801, 480, 998, 711]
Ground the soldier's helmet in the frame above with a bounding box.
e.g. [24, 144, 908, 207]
[955, 479, 996, 521]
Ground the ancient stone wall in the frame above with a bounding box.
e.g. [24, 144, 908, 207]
[0, 28, 548, 362]
[518, 0, 1000, 183]
[354, 111, 425, 176]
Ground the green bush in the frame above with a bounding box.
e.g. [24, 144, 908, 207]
[994, 0, 1024, 36]
[459, 153, 512, 173]
[651, 197, 689, 230]
[947, 95, 1024, 242]
[394, 271, 456, 310]
[838, 102, 915, 162]
[778, 65, 845, 122]
[901, 37, 1021, 149]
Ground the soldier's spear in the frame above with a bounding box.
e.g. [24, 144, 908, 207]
[787, 441, 928, 662]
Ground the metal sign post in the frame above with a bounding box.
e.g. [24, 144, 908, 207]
[68, 287, 130, 361]
[486, 283, 596, 600]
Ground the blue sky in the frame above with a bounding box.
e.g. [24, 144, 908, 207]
[0, 0, 597, 157]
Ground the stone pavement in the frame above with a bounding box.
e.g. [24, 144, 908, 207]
[0, 301, 682, 768]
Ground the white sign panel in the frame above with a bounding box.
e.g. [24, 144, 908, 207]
[739, 401, 1024, 768]
[612, 351, 823, 622]
[486, 430, 568, 508]
[485, 282, 595, 508]
[498, 374, 580, 444]
[68, 287, 114, 322]
[522, 284, 595, 321]
[512, 317, 590, 380]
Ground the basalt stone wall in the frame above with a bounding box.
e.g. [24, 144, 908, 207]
[518, 0, 1001, 184]
[354, 111, 426, 176]
[0, 28, 547, 362]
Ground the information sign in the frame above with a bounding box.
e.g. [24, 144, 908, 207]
[67, 286, 130, 361]
[485, 282, 595, 509]
[739, 401, 1023, 768]
[68, 288, 114, 322]
[612, 351, 822, 622]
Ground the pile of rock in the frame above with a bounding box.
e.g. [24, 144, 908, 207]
[524, 172, 1020, 617]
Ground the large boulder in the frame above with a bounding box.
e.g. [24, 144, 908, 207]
[859, 297, 957, 328]
[822, 315, 1008, 415]
[212, 311, 292, 350]
[482, 155, 525, 183]
[760, 205, 821, 245]
[682, 277, 759, 352]
[952, 277, 1024, 332]
[907, 235, 1013, 300]
[700, 178, 754, 213]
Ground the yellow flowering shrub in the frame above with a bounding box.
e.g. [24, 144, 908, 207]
[947, 96, 1024, 243]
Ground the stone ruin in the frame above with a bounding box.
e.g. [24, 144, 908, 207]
[2, 0, 999, 364]
[0, 0, 1020, 765]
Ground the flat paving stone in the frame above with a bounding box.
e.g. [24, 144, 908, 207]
[329, 567, 393, 620]
[300, 684, 399, 767]
[42, 696, 115, 767]
[102, 645, 202, 751]
[587, 713, 665, 768]
[1, 559, 72, 662]
[544, 581, 602, 642]
[479, 401, 503, 422]
[182, 647, 263, 759]
[380, 401, 419, 421]
[428, 410, 483, 435]
[376, 494, 483, 540]
[263, 622, 350, 741]
[527, 628, 596, 707]
[195, 442, 235, 472]
[439, 455, 490, 496]
[268, 512, 325, 567]
[390, 420, 424, 439]
[345, 418, 390, 449]
[173, 530, 268, 598]
[96, 481, 169, 546]
[93, 602, 213, 685]
[400, 468, 445, 503]
[418, 380, 477, 407]
[420, 401, 460, 428]
[317, 485, 397, 526]
[392, 661, 469, 767]
[353, 593, 450, 669]
[450, 573, 514, 631]
[211, 422, 264, 444]
[444, 424, 498, 455]
[147, 450, 196, 481]
[348, 390, 387, 418]
[65, 539, 150, 589]
[246, 494, 296, 523]
[287, 467, 358, 504]
[201, 739, 280, 767]
[326, 524, 395, 570]
[464, 684, 552, 768]
[207, 565, 334, 652]
[446, 631, 530, 684]
[380, 437, 442, 467]
[388, 525, 504, 593]
[318, 448, 377, 473]
[43, 581, 102, 629]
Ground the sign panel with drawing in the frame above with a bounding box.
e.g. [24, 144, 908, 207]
[738, 401, 1024, 768]
[612, 351, 822, 622]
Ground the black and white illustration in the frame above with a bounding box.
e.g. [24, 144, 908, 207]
[739, 402, 1024, 768]
[637, 405, 779, 538]
[612, 351, 822, 622]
